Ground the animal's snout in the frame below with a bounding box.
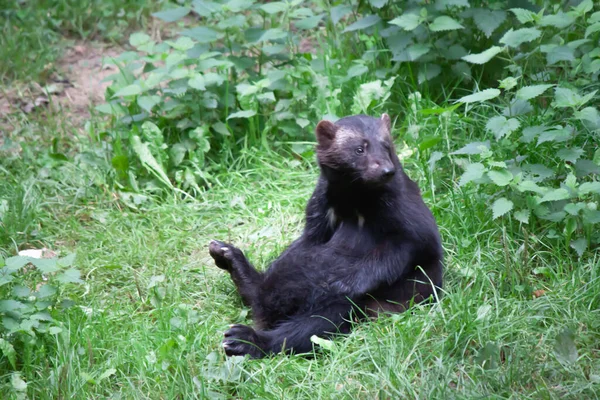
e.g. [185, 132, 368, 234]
[382, 167, 396, 178]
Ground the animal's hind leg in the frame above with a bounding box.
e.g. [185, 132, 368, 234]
[221, 301, 354, 359]
[365, 259, 443, 316]
[208, 240, 264, 307]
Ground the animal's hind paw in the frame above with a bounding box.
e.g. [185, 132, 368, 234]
[208, 240, 234, 270]
[222, 324, 267, 359]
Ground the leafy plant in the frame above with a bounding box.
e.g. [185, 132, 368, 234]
[0, 253, 83, 371]
[448, 0, 600, 256]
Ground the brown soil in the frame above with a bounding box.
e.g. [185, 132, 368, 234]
[0, 41, 123, 130]
[57, 42, 123, 124]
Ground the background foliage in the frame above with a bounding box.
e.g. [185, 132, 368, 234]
[1, 0, 599, 398]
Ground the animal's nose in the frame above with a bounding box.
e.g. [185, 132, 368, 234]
[382, 167, 396, 178]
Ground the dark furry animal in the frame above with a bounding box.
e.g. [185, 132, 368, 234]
[208, 113, 443, 359]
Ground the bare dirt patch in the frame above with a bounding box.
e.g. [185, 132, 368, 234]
[0, 41, 123, 130]
[53, 41, 124, 127]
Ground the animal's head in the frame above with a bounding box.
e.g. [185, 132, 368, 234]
[315, 114, 399, 187]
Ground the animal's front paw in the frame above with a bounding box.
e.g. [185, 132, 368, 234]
[208, 240, 235, 270]
[222, 324, 267, 359]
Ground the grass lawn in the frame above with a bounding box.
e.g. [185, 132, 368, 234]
[1, 0, 599, 399]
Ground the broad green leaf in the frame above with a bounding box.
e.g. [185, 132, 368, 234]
[129, 32, 151, 48]
[188, 74, 206, 90]
[389, 13, 422, 31]
[499, 28, 541, 48]
[539, 12, 575, 29]
[585, 23, 600, 38]
[543, 45, 575, 65]
[346, 64, 369, 79]
[554, 328, 578, 364]
[574, 107, 600, 126]
[461, 46, 504, 64]
[537, 128, 571, 145]
[331, 5, 353, 25]
[170, 144, 187, 167]
[521, 125, 547, 143]
[5, 256, 30, 272]
[488, 170, 513, 186]
[31, 258, 59, 273]
[570, 239, 587, 258]
[227, 110, 256, 120]
[212, 122, 230, 136]
[343, 14, 381, 32]
[579, 182, 600, 195]
[456, 89, 501, 104]
[450, 141, 490, 155]
[260, 2, 287, 14]
[557, 148, 584, 164]
[492, 198, 513, 219]
[257, 28, 288, 42]
[486, 116, 520, 140]
[595, 149, 600, 166]
[113, 84, 142, 98]
[137, 96, 161, 113]
[166, 37, 195, 51]
[499, 77, 518, 90]
[56, 268, 83, 284]
[36, 284, 57, 298]
[0, 339, 16, 369]
[517, 180, 546, 195]
[540, 188, 570, 203]
[418, 64, 441, 83]
[554, 87, 588, 108]
[429, 16, 464, 32]
[294, 14, 324, 30]
[590, 11, 600, 24]
[516, 84, 553, 101]
[152, 7, 190, 22]
[12, 285, 30, 298]
[216, 14, 245, 30]
[459, 163, 485, 186]
[369, 0, 388, 8]
[58, 253, 76, 267]
[435, 0, 469, 9]
[180, 27, 220, 43]
[0, 300, 25, 312]
[471, 9, 506, 38]
[192, 0, 221, 17]
[402, 44, 430, 61]
[131, 136, 173, 189]
[564, 203, 585, 215]
[204, 73, 226, 87]
[509, 8, 537, 24]
[573, 0, 593, 16]
[514, 209, 530, 224]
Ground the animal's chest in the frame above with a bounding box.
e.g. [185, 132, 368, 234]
[327, 213, 379, 258]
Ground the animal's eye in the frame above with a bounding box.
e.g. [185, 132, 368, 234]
[355, 147, 365, 155]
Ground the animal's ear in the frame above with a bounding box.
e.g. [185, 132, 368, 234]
[315, 120, 338, 148]
[381, 113, 392, 132]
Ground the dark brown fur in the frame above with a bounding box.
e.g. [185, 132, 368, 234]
[209, 114, 443, 358]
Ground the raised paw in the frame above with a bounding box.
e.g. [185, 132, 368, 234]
[222, 324, 267, 359]
[208, 240, 235, 270]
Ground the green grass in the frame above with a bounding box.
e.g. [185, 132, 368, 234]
[1, 1, 600, 398]
[0, 0, 164, 83]
[1, 149, 599, 399]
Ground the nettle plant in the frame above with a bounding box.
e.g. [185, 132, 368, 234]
[95, 1, 373, 197]
[450, 2, 600, 256]
[0, 253, 83, 371]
